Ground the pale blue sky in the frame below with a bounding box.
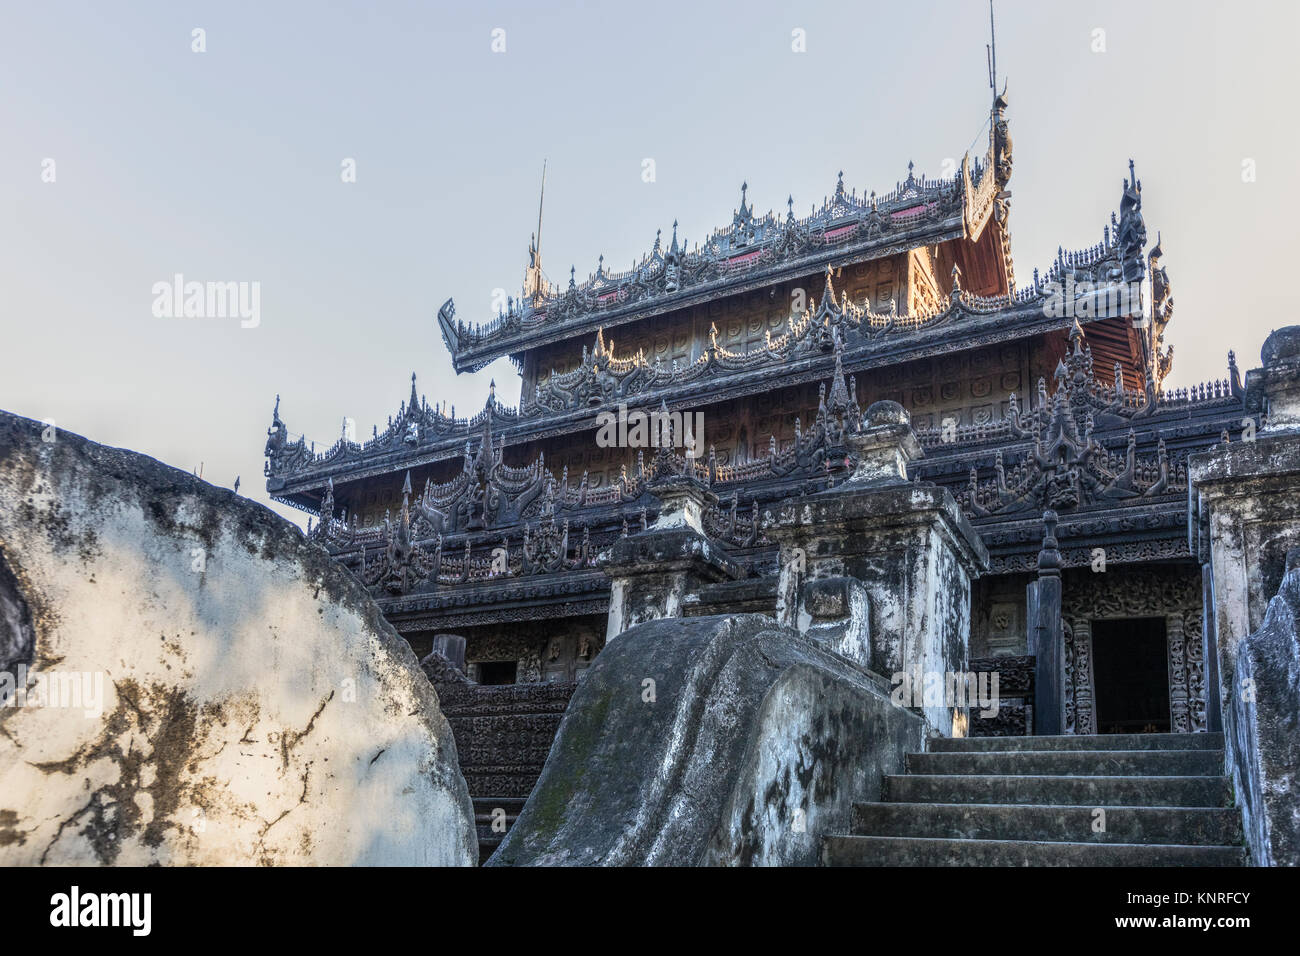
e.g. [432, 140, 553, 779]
[2, 1, 1295, 524]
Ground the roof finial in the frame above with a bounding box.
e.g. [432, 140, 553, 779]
[821, 265, 836, 306]
[1069, 318, 1086, 352]
[524, 160, 548, 299]
[536, 159, 547, 252]
[986, 0, 998, 93]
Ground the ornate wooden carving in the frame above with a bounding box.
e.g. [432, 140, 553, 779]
[1060, 566, 1205, 735]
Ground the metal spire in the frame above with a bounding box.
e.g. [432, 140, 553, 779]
[987, 0, 997, 92]
[535, 159, 547, 262]
[524, 160, 549, 299]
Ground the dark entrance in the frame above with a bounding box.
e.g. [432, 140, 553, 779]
[1091, 617, 1170, 733]
[477, 660, 518, 685]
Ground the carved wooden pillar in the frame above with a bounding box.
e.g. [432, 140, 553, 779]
[1028, 510, 1065, 735]
[1201, 564, 1223, 733]
[1167, 614, 1190, 733]
[1072, 619, 1095, 735]
[1186, 606, 1208, 733]
[1063, 621, 1076, 734]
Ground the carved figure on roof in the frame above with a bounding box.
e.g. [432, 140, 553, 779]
[1117, 160, 1147, 284]
[992, 87, 1013, 186]
[264, 395, 312, 477]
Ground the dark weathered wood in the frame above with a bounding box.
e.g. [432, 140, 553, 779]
[1029, 511, 1064, 735]
[1201, 564, 1223, 733]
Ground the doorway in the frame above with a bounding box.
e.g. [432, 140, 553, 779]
[1090, 617, 1171, 733]
[477, 660, 518, 685]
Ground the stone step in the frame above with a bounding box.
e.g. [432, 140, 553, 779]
[907, 749, 1223, 777]
[823, 834, 1245, 867]
[851, 802, 1243, 846]
[472, 798, 526, 864]
[884, 774, 1231, 807]
[931, 732, 1222, 752]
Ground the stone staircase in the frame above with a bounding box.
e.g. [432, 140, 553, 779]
[473, 797, 525, 864]
[824, 732, 1246, 866]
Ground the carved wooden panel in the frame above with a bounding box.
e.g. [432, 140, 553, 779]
[1060, 566, 1206, 735]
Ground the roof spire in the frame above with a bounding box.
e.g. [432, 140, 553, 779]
[1069, 318, 1086, 353]
[827, 334, 851, 413]
[986, 0, 997, 93]
[536, 159, 547, 253]
[409, 372, 419, 413]
[819, 266, 836, 311]
[524, 160, 548, 299]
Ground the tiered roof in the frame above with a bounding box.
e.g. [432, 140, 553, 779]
[266, 159, 1154, 497]
[439, 101, 1015, 373]
[267, 97, 1196, 563]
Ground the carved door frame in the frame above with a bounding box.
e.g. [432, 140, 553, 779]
[1061, 568, 1206, 735]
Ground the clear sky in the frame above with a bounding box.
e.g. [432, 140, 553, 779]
[2, 1, 1296, 525]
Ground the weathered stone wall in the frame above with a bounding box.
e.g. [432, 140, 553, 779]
[1190, 326, 1300, 866]
[971, 573, 1031, 658]
[0, 411, 476, 866]
[601, 477, 744, 643]
[1227, 550, 1300, 866]
[488, 614, 923, 866]
[765, 401, 987, 735]
[771, 482, 987, 733]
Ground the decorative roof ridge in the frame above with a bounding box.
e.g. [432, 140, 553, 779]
[523, 197, 1150, 417]
[265, 370, 522, 483]
[440, 155, 975, 360]
[268, 164, 1164, 488]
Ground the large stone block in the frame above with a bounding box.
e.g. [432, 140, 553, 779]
[0, 412, 476, 866]
[488, 613, 923, 866]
